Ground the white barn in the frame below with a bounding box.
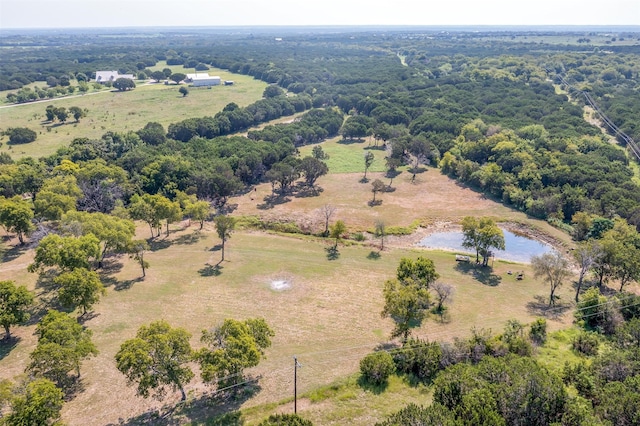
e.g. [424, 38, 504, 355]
[95, 70, 135, 84]
[186, 73, 221, 87]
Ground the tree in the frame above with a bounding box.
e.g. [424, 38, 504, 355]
[0, 280, 34, 340]
[3, 378, 64, 426]
[62, 211, 136, 266]
[371, 179, 385, 204]
[396, 257, 439, 290]
[572, 240, 603, 302]
[54, 107, 68, 122]
[462, 217, 505, 266]
[312, 145, 328, 160]
[214, 215, 236, 262]
[54, 268, 105, 315]
[29, 234, 100, 273]
[329, 220, 347, 249]
[196, 318, 274, 388]
[34, 175, 82, 221]
[3, 127, 37, 145]
[375, 220, 386, 251]
[298, 156, 328, 188]
[127, 239, 150, 278]
[360, 351, 395, 386]
[45, 104, 56, 121]
[431, 282, 454, 317]
[150, 70, 166, 82]
[363, 151, 375, 180]
[28, 310, 98, 384]
[137, 121, 166, 145]
[320, 204, 336, 237]
[531, 252, 570, 307]
[113, 78, 135, 91]
[0, 196, 34, 244]
[179, 86, 189, 97]
[69, 106, 85, 122]
[169, 73, 186, 84]
[185, 199, 210, 229]
[381, 278, 430, 342]
[115, 320, 193, 401]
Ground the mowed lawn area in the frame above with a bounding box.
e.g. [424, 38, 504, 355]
[0, 158, 582, 425]
[0, 64, 267, 159]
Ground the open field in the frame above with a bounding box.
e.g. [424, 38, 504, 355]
[0, 65, 267, 159]
[0, 157, 591, 425]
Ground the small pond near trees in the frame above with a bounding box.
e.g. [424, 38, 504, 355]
[417, 229, 555, 263]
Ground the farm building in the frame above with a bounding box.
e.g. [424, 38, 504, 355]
[95, 70, 134, 83]
[186, 73, 221, 87]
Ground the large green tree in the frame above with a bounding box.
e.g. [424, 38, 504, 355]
[0, 196, 34, 245]
[381, 278, 430, 342]
[0, 280, 34, 340]
[113, 78, 135, 91]
[54, 268, 105, 315]
[29, 233, 100, 273]
[115, 320, 193, 401]
[396, 257, 440, 290]
[195, 318, 274, 388]
[461, 216, 505, 266]
[28, 310, 98, 385]
[3, 378, 64, 426]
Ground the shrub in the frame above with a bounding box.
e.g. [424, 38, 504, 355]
[258, 414, 313, 426]
[352, 232, 366, 242]
[360, 351, 395, 386]
[393, 338, 442, 384]
[4, 127, 37, 144]
[529, 318, 547, 344]
[572, 331, 600, 356]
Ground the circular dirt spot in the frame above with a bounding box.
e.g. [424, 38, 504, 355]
[270, 279, 291, 291]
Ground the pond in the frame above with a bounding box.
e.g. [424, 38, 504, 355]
[417, 229, 555, 263]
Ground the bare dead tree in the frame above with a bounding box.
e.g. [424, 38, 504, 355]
[320, 204, 337, 237]
[432, 282, 454, 315]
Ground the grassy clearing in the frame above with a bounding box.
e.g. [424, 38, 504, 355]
[299, 137, 388, 174]
[0, 216, 578, 425]
[0, 65, 266, 160]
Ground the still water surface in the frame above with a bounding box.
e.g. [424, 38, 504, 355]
[417, 229, 554, 263]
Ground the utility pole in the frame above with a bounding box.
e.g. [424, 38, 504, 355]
[293, 356, 302, 414]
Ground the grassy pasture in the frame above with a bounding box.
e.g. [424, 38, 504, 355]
[0, 158, 583, 425]
[0, 65, 267, 159]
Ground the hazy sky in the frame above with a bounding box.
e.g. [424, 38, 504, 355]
[1, 0, 639, 29]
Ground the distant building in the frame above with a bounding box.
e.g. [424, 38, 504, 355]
[186, 73, 221, 87]
[95, 70, 134, 84]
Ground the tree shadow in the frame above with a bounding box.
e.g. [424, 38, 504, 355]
[292, 185, 323, 198]
[77, 311, 100, 325]
[209, 244, 222, 252]
[257, 194, 291, 210]
[385, 169, 401, 179]
[0, 336, 21, 361]
[112, 277, 144, 292]
[367, 251, 381, 260]
[364, 145, 386, 151]
[356, 375, 389, 395]
[325, 246, 340, 260]
[1, 243, 28, 262]
[149, 239, 172, 252]
[99, 258, 124, 275]
[107, 380, 260, 426]
[199, 263, 222, 277]
[526, 295, 572, 320]
[359, 177, 370, 184]
[173, 232, 206, 245]
[368, 200, 383, 207]
[338, 138, 366, 145]
[454, 263, 501, 286]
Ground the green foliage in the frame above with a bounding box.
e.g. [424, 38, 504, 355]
[572, 331, 600, 356]
[29, 233, 100, 273]
[115, 320, 193, 401]
[113, 77, 135, 91]
[396, 256, 439, 289]
[0, 280, 34, 339]
[54, 268, 105, 315]
[329, 220, 347, 248]
[576, 287, 620, 334]
[393, 338, 442, 384]
[529, 317, 548, 345]
[258, 414, 313, 426]
[178, 86, 188, 97]
[3, 378, 64, 426]
[531, 251, 571, 307]
[359, 351, 395, 386]
[375, 402, 459, 426]
[28, 310, 98, 386]
[214, 214, 236, 261]
[196, 318, 274, 388]
[0, 196, 34, 244]
[381, 278, 430, 342]
[3, 127, 37, 145]
[461, 216, 505, 266]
